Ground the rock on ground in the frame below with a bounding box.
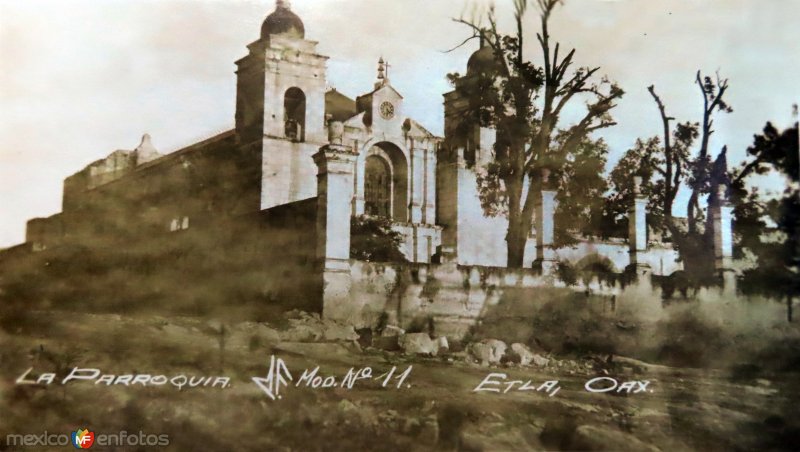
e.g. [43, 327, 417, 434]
[531, 353, 549, 367]
[278, 311, 358, 343]
[468, 339, 507, 366]
[436, 336, 449, 354]
[280, 323, 322, 342]
[509, 343, 534, 365]
[321, 321, 359, 342]
[381, 325, 405, 337]
[399, 333, 438, 356]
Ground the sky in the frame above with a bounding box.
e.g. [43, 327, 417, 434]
[1, 0, 798, 248]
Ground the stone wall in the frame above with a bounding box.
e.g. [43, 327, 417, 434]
[227, 197, 322, 313]
[30, 130, 260, 252]
[347, 260, 557, 338]
[342, 257, 699, 340]
[1, 196, 321, 320]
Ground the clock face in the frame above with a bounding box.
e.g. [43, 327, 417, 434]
[379, 101, 395, 120]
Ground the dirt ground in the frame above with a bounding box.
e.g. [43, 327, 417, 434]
[1, 311, 798, 451]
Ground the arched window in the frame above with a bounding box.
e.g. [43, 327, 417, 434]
[284, 87, 306, 142]
[364, 155, 392, 218]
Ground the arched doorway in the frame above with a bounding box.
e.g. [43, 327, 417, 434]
[365, 155, 391, 217]
[361, 142, 409, 222]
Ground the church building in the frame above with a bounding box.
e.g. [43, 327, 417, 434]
[24, 0, 443, 264]
[3, 0, 742, 328]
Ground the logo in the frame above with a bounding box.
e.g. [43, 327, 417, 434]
[252, 355, 292, 400]
[71, 428, 95, 449]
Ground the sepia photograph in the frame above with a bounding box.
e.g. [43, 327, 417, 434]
[1, 0, 798, 450]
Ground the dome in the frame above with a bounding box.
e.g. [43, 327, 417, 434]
[260, 1, 305, 40]
[466, 44, 500, 76]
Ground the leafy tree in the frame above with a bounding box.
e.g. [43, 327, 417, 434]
[450, 0, 623, 267]
[605, 137, 667, 238]
[735, 121, 799, 321]
[551, 134, 609, 245]
[350, 215, 408, 263]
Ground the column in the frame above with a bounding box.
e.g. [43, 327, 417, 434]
[628, 176, 651, 277]
[410, 140, 424, 224]
[353, 141, 366, 215]
[435, 143, 461, 264]
[534, 170, 558, 274]
[625, 176, 652, 288]
[711, 185, 736, 296]
[422, 143, 436, 225]
[313, 121, 359, 321]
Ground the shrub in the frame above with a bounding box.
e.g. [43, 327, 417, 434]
[556, 261, 578, 286]
[350, 215, 408, 263]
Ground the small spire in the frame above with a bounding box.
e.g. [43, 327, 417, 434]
[136, 133, 155, 152]
[134, 133, 160, 165]
[377, 57, 385, 82]
[375, 57, 392, 90]
[276, 0, 290, 9]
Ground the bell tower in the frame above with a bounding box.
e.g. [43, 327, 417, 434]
[438, 38, 502, 265]
[235, 0, 328, 145]
[234, 1, 330, 209]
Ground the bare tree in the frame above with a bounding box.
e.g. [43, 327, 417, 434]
[636, 72, 732, 278]
[646, 86, 695, 233]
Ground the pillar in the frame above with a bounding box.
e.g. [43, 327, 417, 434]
[625, 176, 652, 289]
[534, 170, 558, 274]
[628, 177, 651, 277]
[410, 141, 424, 224]
[711, 185, 736, 296]
[435, 143, 464, 264]
[313, 121, 359, 321]
[423, 143, 436, 225]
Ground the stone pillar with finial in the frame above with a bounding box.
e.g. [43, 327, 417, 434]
[628, 176, 651, 278]
[534, 169, 558, 274]
[711, 184, 737, 296]
[313, 121, 359, 321]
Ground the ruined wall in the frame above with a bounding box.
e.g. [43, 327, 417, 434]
[347, 261, 557, 337]
[344, 258, 701, 340]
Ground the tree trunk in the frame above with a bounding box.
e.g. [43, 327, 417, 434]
[687, 191, 699, 234]
[788, 296, 794, 323]
[506, 217, 528, 268]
